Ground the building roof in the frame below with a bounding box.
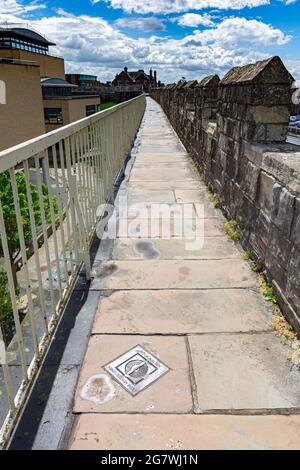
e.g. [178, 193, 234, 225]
[41, 77, 77, 88]
[0, 26, 56, 46]
[128, 70, 150, 81]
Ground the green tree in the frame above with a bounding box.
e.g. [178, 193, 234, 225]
[0, 169, 58, 324]
[0, 267, 13, 339]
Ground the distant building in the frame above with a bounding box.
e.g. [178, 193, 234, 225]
[112, 67, 158, 92]
[0, 58, 45, 151]
[41, 77, 100, 132]
[66, 73, 103, 90]
[0, 25, 65, 79]
[0, 25, 101, 150]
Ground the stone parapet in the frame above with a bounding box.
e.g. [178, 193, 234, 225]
[151, 56, 300, 332]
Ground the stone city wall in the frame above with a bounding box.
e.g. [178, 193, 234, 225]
[151, 56, 300, 332]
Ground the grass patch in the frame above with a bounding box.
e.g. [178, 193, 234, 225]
[186, 153, 198, 173]
[242, 251, 258, 272]
[99, 101, 117, 111]
[208, 191, 219, 209]
[258, 274, 278, 304]
[222, 220, 240, 242]
[272, 307, 300, 368]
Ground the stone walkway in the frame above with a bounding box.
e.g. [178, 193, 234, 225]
[68, 98, 300, 450]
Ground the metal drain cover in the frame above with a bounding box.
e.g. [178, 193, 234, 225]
[104, 345, 169, 396]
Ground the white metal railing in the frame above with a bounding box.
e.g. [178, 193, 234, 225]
[0, 94, 146, 447]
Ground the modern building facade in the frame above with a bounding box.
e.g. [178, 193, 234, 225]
[66, 74, 102, 89]
[0, 25, 101, 150]
[42, 77, 100, 131]
[0, 25, 65, 79]
[0, 58, 45, 151]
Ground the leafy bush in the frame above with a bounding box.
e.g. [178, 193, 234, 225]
[0, 169, 58, 334]
[0, 267, 13, 333]
[0, 170, 58, 259]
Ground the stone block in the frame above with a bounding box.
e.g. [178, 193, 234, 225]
[291, 197, 300, 251]
[287, 247, 300, 314]
[258, 171, 276, 217]
[246, 105, 290, 124]
[271, 184, 295, 237]
[241, 160, 260, 201]
[266, 124, 288, 142]
[267, 225, 292, 269]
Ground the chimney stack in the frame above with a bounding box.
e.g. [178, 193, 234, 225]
[154, 70, 157, 85]
[124, 66, 128, 73]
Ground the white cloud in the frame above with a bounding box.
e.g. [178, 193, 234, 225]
[116, 17, 166, 31]
[0, 1, 296, 84]
[93, 0, 270, 14]
[183, 17, 292, 46]
[0, 0, 46, 16]
[175, 13, 214, 27]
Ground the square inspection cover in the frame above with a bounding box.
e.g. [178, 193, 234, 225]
[104, 345, 169, 396]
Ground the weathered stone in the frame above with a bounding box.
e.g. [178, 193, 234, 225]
[247, 105, 290, 124]
[151, 57, 300, 328]
[93, 289, 272, 335]
[69, 414, 300, 450]
[90, 259, 257, 291]
[271, 184, 295, 237]
[189, 333, 300, 412]
[291, 197, 300, 251]
[266, 124, 289, 142]
[240, 160, 260, 201]
[258, 171, 276, 216]
[266, 225, 292, 270]
[74, 335, 193, 414]
[287, 247, 300, 313]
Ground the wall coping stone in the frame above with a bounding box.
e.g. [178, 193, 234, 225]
[221, 56, 294, 86]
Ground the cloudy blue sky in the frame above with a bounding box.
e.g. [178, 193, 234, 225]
[0, 0, 299, 84]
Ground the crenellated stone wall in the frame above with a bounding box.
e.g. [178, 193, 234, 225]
[151, 56, 300, 332]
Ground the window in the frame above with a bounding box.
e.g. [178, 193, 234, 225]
[0, 36, 49, 54]
[86, 104, 96, 117]
[44, 108, 63, 124]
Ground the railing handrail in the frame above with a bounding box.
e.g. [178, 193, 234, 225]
[0, 95, 144, 173]
[0, 93, 146, 447]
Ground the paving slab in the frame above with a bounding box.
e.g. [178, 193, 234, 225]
[138, 143, 185, 151]
[120, 189, 176, 204]
[69, 414, 300, 450]
[110, 237, 241, 260]
[92, 289, 273, 335]
[114, 217, 222, 238]
[133, 161, 192, 169]
[189, 333, 300, 412]
[116, 203, 199, 219]
[175, 189, 212, 203]
[74, 335, 193, 414]
[66, 97, 300, 451]
[130, 167, 197, 182]
[127, 181, 205, 190]
[90, 259, 257, 290]
[134, 155, 188, 164]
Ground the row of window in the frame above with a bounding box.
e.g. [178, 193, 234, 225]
[44, 105, 98, 124]
[80, 75, 97, 82]
[0, 37, 49, 55]
[42, 87, 73, 99]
